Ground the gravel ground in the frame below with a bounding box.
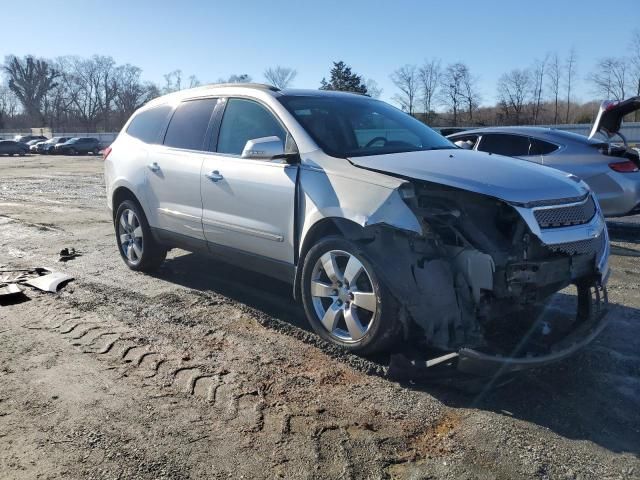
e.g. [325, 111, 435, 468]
[0, 155, 639, 480]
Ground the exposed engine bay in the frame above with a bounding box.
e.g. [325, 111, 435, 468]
[344, 179, 609, 365]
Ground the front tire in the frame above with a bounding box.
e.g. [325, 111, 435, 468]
[115, 199, 166, 272]
[301, 236, 399, 353]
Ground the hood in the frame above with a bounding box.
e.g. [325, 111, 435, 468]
[589, 96, 640, 140]
[348, 149, 589, 205]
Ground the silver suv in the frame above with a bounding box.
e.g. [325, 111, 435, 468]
[105, 84, 610, 374]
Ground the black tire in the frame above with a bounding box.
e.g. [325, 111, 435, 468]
[68, 148, 77, 155]
[114, 199, 166, 272]
[300, 235, 399, 354]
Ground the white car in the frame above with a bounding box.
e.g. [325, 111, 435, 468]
[104, 84, 609, 374]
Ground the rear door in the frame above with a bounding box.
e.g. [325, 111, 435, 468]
[144, 97, 218, 240]
[200, 97, 297, 266]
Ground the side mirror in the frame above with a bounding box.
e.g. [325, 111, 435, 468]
[241, 136, 285, 160]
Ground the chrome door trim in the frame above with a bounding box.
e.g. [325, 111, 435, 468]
[201, 217, 284, 242]
[158, 207, 201, 221]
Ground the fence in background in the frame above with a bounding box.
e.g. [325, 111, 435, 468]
[537, 122, 640, 143]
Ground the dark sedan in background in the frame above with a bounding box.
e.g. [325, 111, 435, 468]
[53, 137, 101, 155]
[0, 140, 29, 156]
[448, 97, 640, 217]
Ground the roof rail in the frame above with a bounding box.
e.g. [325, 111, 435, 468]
[201, 83, 280, 92]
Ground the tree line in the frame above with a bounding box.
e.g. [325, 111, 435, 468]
[2, 29, 639, 132]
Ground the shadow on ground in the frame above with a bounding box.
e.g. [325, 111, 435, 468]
[152, 251, 640, 455]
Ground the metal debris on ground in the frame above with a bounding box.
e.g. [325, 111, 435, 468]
[24, 271, 74, 293]
[0, 284, 25, 303]
[59, 247, 81, 262]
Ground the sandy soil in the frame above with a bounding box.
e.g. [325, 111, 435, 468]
[0, 155, 639, 479]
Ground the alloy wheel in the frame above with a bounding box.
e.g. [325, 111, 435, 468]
[310, 250, 378, 343]
[118, 208, 143, 264]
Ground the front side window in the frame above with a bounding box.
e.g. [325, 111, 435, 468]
[278, 95, 454, 158]
[164, 98, 218, 150]
[478, 133, 530, 157]
[217, 98, 286, 155]
[450, 134, 479, 150]
[126, 105, 172, 144]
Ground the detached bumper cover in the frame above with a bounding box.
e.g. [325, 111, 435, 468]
[457, 284, 609, 376]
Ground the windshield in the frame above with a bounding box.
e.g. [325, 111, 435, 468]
[279, 95, 454, 158]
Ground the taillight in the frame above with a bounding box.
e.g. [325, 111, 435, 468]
[102, 146, 112, 160]
[609, 160, 639, 173]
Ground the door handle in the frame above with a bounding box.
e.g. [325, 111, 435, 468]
[148, 162, 160, 172]
[205, 170, 224, 182]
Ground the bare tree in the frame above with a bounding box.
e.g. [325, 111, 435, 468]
[163, 70, 182, 93]
[460, 65, 480, 123]
[390, 65, 419, 115]
[3, 55, 59, 124]
[439, 63, 471, 126]
[113, 64, 156, 125]
[418, 59, 441, 123]
[630, 29, 640, 120]
[0, 85, 19, 128]
[364, 78, 382, 98]
[588, 57, 628, 101]
[531, 55, 548, 124]
[187, 75, 201, 88]
[497, 68, 532, 125]
[264, 66, 297, 89]
[546, 53, 562, 124]
[221, 74, 252, 83]
[564, 48, 577, 123]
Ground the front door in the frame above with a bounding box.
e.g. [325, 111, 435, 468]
[200, 97, 297, 265]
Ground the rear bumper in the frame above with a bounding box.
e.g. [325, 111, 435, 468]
[456, 282, 609, 376]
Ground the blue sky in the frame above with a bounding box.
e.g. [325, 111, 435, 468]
[1, 0, 636, 105]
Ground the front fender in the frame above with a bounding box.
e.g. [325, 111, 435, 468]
[298, 167, 422, 253]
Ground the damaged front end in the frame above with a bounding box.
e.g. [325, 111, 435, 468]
[364, 181, 610, 375]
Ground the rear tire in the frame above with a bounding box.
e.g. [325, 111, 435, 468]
[115, 199, 166, 272]
[301, 235, 399, 354]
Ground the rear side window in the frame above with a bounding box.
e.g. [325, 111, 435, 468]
[127, 105, 172, 144]
[217, 98, 286, 155]
[529, 138, 559, 155]
[164, 98, 218, 150]
[478, 133, 530, 156]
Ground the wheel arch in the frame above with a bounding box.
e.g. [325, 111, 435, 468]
[293, 217, 371, 300]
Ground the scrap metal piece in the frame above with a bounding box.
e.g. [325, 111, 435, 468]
[24, 271, 73, 293]
[0, 283, 23, 298]
[59, 248, 81, 262]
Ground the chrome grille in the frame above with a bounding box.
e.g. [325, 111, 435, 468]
[548, 233, 604, 256]
[533, 196, 596, 229]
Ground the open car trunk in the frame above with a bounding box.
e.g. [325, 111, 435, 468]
[589, 96, 640, 142]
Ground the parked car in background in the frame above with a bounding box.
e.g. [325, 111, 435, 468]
[0, 140, 29, 156]
[53, 137, 101, 155]
[14, 134, 48, 144]
[105, 84, 609, 374]
[447, 97, 640, 217]
[34, 137, 72, 154]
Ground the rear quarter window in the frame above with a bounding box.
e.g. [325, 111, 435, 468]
[529, 138, 559, 155]
[126, 105, 173, 144]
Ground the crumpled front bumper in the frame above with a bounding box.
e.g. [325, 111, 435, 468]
[456, 281, 609, 376]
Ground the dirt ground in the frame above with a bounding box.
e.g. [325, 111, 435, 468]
[0, 154, 639, 480]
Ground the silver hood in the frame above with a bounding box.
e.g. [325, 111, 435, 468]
[348, 149, 589, 205]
